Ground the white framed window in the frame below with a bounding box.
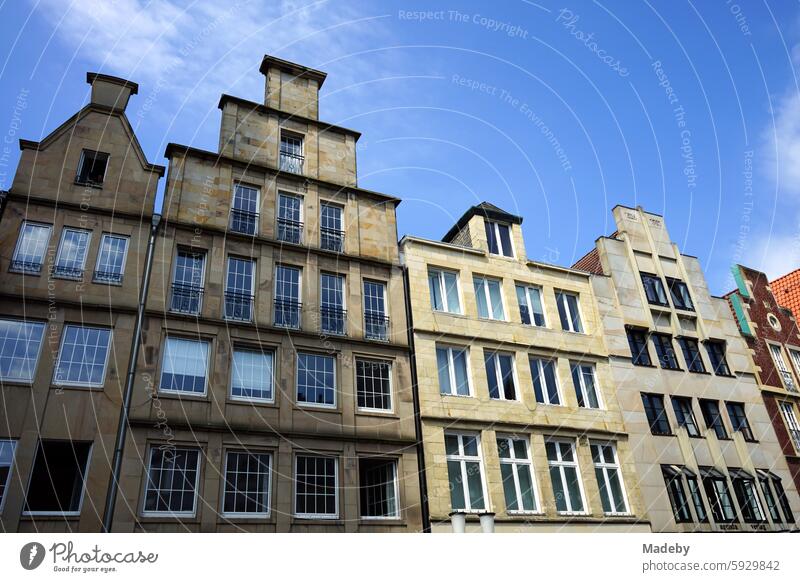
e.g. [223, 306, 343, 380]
[224, 256, 255, 322]
[484, 350, 517, 400]
[274, 264, 302, 328]
[570, 362, 602, 409]
[546, 440, 587, 514]
[297, 352, 336, 408]
[769, 344, 796, 392]
[23, 440, 92, 515]
[231, 348, 274, 402]
[53, 228, 91, 280]
[437, 345, 471, 396]
[516, 284, 546, 327]
[294, 455, 338, 518]
[142, 447, 201, 516]
[0, 319, 46, 383]
[320, 203, 344, 252]
[363, 279, 389, 341]
[787, 348, 800, 387]
[93, 234, 129, 284]
[11, 221, 51, 274]
[277, 193, 303, 243]
[279, 133, 304, 174]
[497, 436, 538, 513]
[484, 220, 514, 257]
[230, 183, 259, 235]
[159, 337, 209, 395]
[590, 442, 629, 515]
[429, 268, 461, 314]
[445, 432, 487, 512]
[170, 249, 205, 314]
[473, 275, 505, 320]
[0, 440, 17, 511]
[356, 359, 392, 412]
[530, 357, 561, 405]
[222, 451, 271, 517]
[75, 149, 109, 185]
[555, 291, 584, 333]
[53, 325, 112, 388]
[359, 458, 399, 519]
[320, 272, 346, 336]
[780, 401, 800, 453]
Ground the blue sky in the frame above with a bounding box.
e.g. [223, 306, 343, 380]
[2, 0, 800, 294]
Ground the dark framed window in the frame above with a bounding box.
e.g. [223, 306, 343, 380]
[222, 451, 271, 516]
[641, 272, 669, 306]
[652, 334, 679, 369]
[75, 149, 109, 185]
[725, 402, 755, 441]
[626, 328, 652, 366]
[705, 340, 732, 376]
[484, 351, 517, 401]
[359, 458, 399, 519]
[484, 220, 513, 257]
[699, 399, 729, 439]
[671, 396, 700, 437]
[730, 469, 766, 523]
[662, 465, 691, 523]
[700, 467, 738, 523]
[356, 359, 392, 411]
[666, 278, 694, 311]
[677, 337, 706, 373]
[757, 469, 795, 524]
[24, 440, 91, 514]
[294, 455, 337, 518]
[685, 472, 708, 522]
[642, 393, 671, 435]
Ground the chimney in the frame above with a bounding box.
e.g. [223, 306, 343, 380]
[259, 55, 327, 120]
[86, 73, 138, 112]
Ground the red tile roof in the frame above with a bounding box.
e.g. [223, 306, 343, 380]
[770, 268, 800, 322]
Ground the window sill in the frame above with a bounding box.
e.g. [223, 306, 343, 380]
[650, 432, 675, 437]
[51, 383, 104, 391]
[227, 398, 278, 408]
[556, 511, 591, 517]
[296, 403, 339, 412]
[659, 366, 684, 372]
[9, 268, 42, 276]
[506, 511, 545, 517]
[441, 393, 475, 399]
[156, 391, 208, 401]
[632, 362, 657, 368]
[687, 370, 711, 375]
[432, 310, 467, 318]
[74, 180, 103, 189]
[21, 512, 81, 518]
[356, 408, 397, 418]
[139, 513, 199, 522]
[219, 514, 273, 522]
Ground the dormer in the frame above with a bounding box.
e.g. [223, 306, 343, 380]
[260, 55, 327, 120]
[442, 202, 525, 260]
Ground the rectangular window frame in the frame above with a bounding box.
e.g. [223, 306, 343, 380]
[52, 324, 113, 388]
[699, 399, 729, 440]
[10, 221, 52, 275]
[93, 233, 129, 285]
[141, 446, 201, 517]
[445, 432, 489, 513]
[230, 347, 275, 404]
[221, 449, 272, 518]
[497, 435, 540, 515]
[652, 333, 680, 370]
[0, 318, 46, 384]
[53, 227, 92, 280]
[296, 352, 337, 409]
[555, 290, 584, 333]
[641, 272, 669, 307]
[677, 337, 706, 373]
[570, 361, 603, 409]
[437, 344, 473, 397]
[515, 284, 546, 327]
[483, 350, 518, 401]
[671, 396, 700, 437]
[293, 454, 339, 519]
[358, 457, 400, 520]
[170, 248, 206, 315]
[545, 439, 588, 515]
[158, 336, 211, 397]
[473, 275, 506, 321]
[779, 401, 800, 454]
[429, 267, 462, 314]
[274, 264, 302, 329]
[666, 277, 694, 311]
[626, 327, 652, 366]
[642, 392, 672, 436]
[355, 358, 393, 413]
[590, 441, 630, 516]
[769, 343, 797, 392]
[530, 357, 562, 406]
[0, 439, 18, 512]
[705, 340, 732, 376]
[484, 220, 514, 257]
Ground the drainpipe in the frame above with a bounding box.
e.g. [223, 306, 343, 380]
[101, 213, 161, 532]
[402, 264, 431, 532]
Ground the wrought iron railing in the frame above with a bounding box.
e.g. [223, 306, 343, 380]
[230, 208, 259, 235]
[93, 270, 123, 284]
[277, 218, 303, 244]
[364, 311, 390, 341]
[225, 291, 255, 322]
[274, 298, 302, 329]
[320, 227, 345, 253]
[52, 265, 84, 280]
[10, 260, 43, 274]
[320, 306, 346, 336]
[170, 283, 204, 315]
[279, 150, 304, 174]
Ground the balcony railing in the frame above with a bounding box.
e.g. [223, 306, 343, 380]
[225, 291, 255, 322]
[364, 311, 390, 341]
[93, 270, 123, 285]
[274, 298, 302, 329]
[780, 370, 797, 392]
[790, 429, 800, 452]
[279, 150, 304, 174]
[320, 306, 346, 336]
[52, 265, 84, 280]
[277, 218, 303, 245]
[230, 208, 259, 236]
[170, 283, 204, 315]
[10, 260, 43, 274]
[320, 227, 345, 253]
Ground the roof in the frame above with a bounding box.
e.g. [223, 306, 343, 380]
[442, 202, 523, 243]
[571, 247, 604, 275]
[259, 55, 327, 88]
[770, 268, 800, 322]
[86, 72, 138, 95]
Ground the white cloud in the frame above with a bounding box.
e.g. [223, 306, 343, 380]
[743, 230, 800, 280]
[762, 86, 800, 197]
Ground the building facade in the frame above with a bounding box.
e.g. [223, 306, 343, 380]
[401, 203, 650, 533]
[574, 206, 799, 531]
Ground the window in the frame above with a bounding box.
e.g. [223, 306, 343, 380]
[363, 280, 389, 341]
[437, 345, 471, 396]
[24, 440, 92, 514]
[297, 353, 336, 407]
[0, 440, 17, 510]
[497, 436, 538, 513]
[787, 348, 800, 390]
[546, 440, 586, 514]
[686, 471, 708, 522]
[677, 337, 706, 373]
[429, 268, 461, 314]
[159, 337, 209, 395]
[445, 433, 487, 512]
[700, 467, 737, 523]
[473, 275, 505, 320]
[93, 234, 128, 284]
[222, 451, 271, 516]
[530, 357, 561, 405]
[641, 272, 668, 306]
[484, 220, 513, 257]
[320, 273, 346, 336]
[515, 284, 545, 326]
[274, 265, 301, 328]
[224, 257, 255, 322]
[667, 278, 694, 311]
[725, 402, 755, 441]
[571, 362, 602, 409]
[484, 351, 516, 400]
[279, 133, 304, 174]
[53, 325, 112, 387]
[555, 291, 583, 333]
[230, 183, 259, 235]
[706, 341, 731, 376]
[642, 393, 671, 435]
[651, 334, 679, 369]
[359, 458, 399, 518]
[356, 359, 392, 412]
[0, 319, 45, 383]
[53, 228, 91, 280]
[143, 447, 200, 515]
[591, 443, 628, 515]
[626, 328, 651, 366]
[769, 344, 796, 391]
[779, 402, 800, 452]
[11, 222, 51, 274]
[277, 193, 303, 244]
[699, 399, 729, 439]
[757, 469, 795, 524]
[320, 203, 344, 252]
[730, 469, 766, 523]
[671, 396, 700, 437]
[294, 455, 337, 518]
[662, 465, 691, 523]
[170, 249, 205, 315]
[231, 348, 273, 402]
[75, 149, 109, 185]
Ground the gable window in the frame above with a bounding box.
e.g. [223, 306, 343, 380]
[170, 249, 205, 315]
[484, 220, 513, 257]
[515, 284, 545, 326]
[546, 440, 586, 514]
[757, 469, 795, 524]
[53, 325, 112, 388]
[53, 228, 91, 280]
[224, 257, 255, 322]
[231, 348, 274, 402]
[699, 399, 728, 439]
[93, 234, 128, 284]
[297, 353, 336, 407]
[641, 272, 668, 306]
[277, 193, 303, 244]
[320, 203, 344, 252]
[652, 333, 679, 370]
[0, 440, 17, 510]
[730, 469, 766, 523]
[667, 277, 694, 311]
[320, 273, 346, 336]
[429, 268, 461, 314]
[159, 337, 209, 395]
[359, 458, 399, 519]
[24, 440, 92, 515]
[769, 344, 796, 391]
[222, 451, 271, 517]
[363, 280, 389, 341]
[570, 362, 602, 409]
[530, 357, 561, 405]
[555, 291, 583, 333]
[295, 455, 338, 518]
[705, 340, 731, 376]
[473, 275, 505, 320]
[641, 393, 671, 435]
[0, 319, 45, 383]
[484, 351, 517, 401]
[661, 465, 692, 523]
[356, 359, 392, 412]
[437, 345, 471, 396]
[274, 265, 302, 329]
[497, 436, 538, 513]
[671, 396, 700, 437]
[725, 402, 755, 441]
[677, 337, 705, 373]
[75, 149, 109, 185]
[779, 402, 800, 452]
[700, 467, 738, 523]
[445, 433, 487, 512]
[230, 183, 259, 235]
[11, 222, 51, 274]
[626, 328, 651, 366]
[143, 447, 200, 516]
[279, 133, 304, 174]
[591, 443, 628, 515]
